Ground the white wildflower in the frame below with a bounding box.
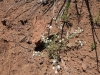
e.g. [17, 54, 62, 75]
[80, 43, 84, 46]
[55, 70, 58, 74]
[57, 65, 60, 69]
[61, 24, 63, 26]
[79, 41, 82, 43]
[43, 39, 48, 43]
[34, 51, 38, 55]
[32, 53, 34, 57]
[35, 51, 38, 54]
[77, 27, 84, 33]
[53, 59, 57, 64]
[41, 35, 44, 38]
[59, 40, 62, 43]
[49, 26, 52, 29]
[80, 29, 83, 32]
[41, 35, 45, 40]
[52, 66, 55, 69]
[79, 41, 83, 46]
[53, 17, 56, 20]
[49, 40, 52, 42]
[62, 38, 64, 41]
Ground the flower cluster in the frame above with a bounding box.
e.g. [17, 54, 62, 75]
[75, 40, 86, 47]
[41, 33, 62, 73]
[74, 27, 84, 34]
[32, 51, 41, 57]
[58, 24, 63, 30]
[66, 27, 84, 40]
[47, 25, 52, 29]
[52, 59, 61, 74]
[39, 26, 85, 74]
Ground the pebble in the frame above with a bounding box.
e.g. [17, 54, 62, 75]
[82, 63, 88, 72]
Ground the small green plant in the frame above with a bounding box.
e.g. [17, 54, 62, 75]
[94, 10, 100, 24]
[42, 33, 61, 59]
[91, 42, 97, 50]
[60, 2, 70, 22]
[41, 33, 61, 73]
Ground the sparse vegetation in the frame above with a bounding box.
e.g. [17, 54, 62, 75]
[0, 0, 100, 74]
[94, 10, 100, 24]
[91, 42, 97, 50]
[60, 2, 70, 22]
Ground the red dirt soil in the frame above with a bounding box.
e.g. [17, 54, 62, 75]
[0, 0, 100, 75]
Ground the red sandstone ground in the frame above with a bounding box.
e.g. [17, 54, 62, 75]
[0, 0, 100, 75]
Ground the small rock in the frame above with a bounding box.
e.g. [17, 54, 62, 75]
[82, 63, 88, 72]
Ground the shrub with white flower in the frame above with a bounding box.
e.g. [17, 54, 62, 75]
[39, 26, 85, 74]
[66, 27, 84, 41]
[41, 33, 61, 58]
[52, 59, 61, 74]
